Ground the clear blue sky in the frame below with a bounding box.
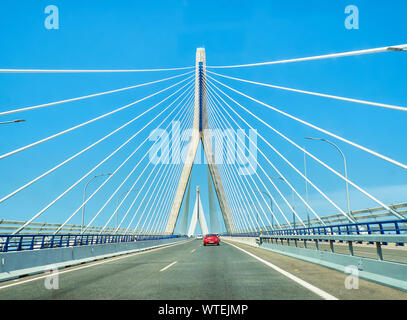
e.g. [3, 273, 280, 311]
[0, 0, 406, 233]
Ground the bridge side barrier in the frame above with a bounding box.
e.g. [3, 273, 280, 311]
[258, 233, 407, 292]
[221, 236, 259, 247]
[0, 220, 137, 235]
[0, 235, 188, 282]
[224, 219, 407, 241]
[0, 233, 180, 253]
[222, 219, 407, 292]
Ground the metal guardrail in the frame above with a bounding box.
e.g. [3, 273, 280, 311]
[224, 219, 407, 262]
[224, 219, 407, 239]
[276, 202, 407, 230]
[259, 234, 407, 261]
[0, 219, 138, 235]
[0, 234, 186, 253]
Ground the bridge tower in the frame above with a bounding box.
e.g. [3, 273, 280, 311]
[187, 186, 209, 236]
[165, 48, 234, 234]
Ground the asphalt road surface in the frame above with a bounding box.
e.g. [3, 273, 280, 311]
[0, 239, 406, 300]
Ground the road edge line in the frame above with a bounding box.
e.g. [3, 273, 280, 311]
[160, 261, 177, 272]
[225, 240, 338, 300]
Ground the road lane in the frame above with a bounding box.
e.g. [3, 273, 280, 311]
[153, 240, 323, 300]
[0, 239, 324, 300]
[226, 240, 407, 300]
[226, 241, 337, 300]
[0, 238, 404, 300]
[0, 239, 196, 299]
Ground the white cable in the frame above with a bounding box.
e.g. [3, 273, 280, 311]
[0, 75, 193, 160]
[207, 93, 273, 231]
[208, 86, 266, 232]
[208, 95, 289, 228]
[208, 92, 289, 229]
[208, 75, 407, 171]
[0, 79, 194, 205]
[123, 98, 194, 235]
[211, 89, 325, 225]
[212, 135, 256, 232]
[203, 86, 259, 232]
[206, 84, 283, 231]
[210, 87, 318, 227]
[207, 104, 270, 230]
[105, 93, 194, 234]
[207, 92, 280, 231]
[61, 87, 195, 234]
[216, 149, 257, 232]
[207, 80, 358, 223]
[155, 99, 251, 234]
[150, 106, 196, 234]
[96, 92, 195, 233]
[118, 95, 195, 234]
[207, 79, 404, 220]
[126, 123, 189, 234]
[120, 99, 194, 233]
[219, 159, 252, 232]
[143, 160, 185, 234]
[207, 44, 407, 69]
[15, 84, 193, 234]
[0, 66, 194, 73]
[0, 72, 193, 116]
[84, 90, 194, 233]
[202, 98, 257, 232]
[153, 160, 188, 234]
[147, 161, 184, 234]
[146, 118, 196, 234]
[210, 132, 259, 232]
[120, 155, 176, 233]
[208, 71, 407, 112]
[133, 135, 188, 233]
[207, 85, 327, 226]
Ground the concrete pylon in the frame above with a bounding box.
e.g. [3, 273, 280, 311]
[187, 186, 209, 237]
[165, 48, 234, 234]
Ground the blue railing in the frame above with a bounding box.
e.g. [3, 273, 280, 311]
[0, 233, 185, 253]
[223, 219, 407, 239]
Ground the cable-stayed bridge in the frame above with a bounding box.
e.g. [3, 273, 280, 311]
[0, 45, 406, 300]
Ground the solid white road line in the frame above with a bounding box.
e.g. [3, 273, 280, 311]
[0, 239, 191, 290]
[191, 249, 196, 253]
[160, 261, 177, 272]
[225, 241, 338, 300]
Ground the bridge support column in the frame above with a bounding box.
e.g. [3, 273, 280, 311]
[348, 241, 354, 256]
[165, 48, 234, 234]
[376, 242, 383, 260]
[329, 240, 335, 253]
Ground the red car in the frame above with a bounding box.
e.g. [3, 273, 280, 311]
[203, 234, 220, 246]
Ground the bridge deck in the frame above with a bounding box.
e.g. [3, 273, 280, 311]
[0, 239, 405, 300]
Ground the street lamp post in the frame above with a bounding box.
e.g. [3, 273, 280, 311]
[270, 177, 296, 229]
[256, 206, 259, 232]
[255, 190, 273, 231]
[305, 137, 352, 221]
[247, 199, 259, 233]
[81, 173, 112, 233]
[303, 148, 310, 228]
